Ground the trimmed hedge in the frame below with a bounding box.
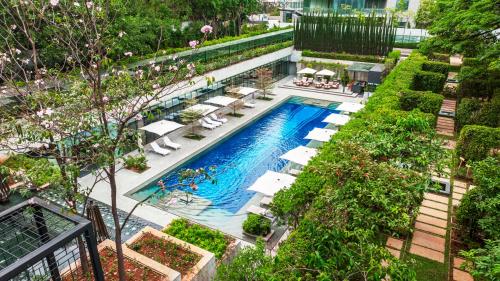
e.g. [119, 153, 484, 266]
[394, 42, 419, 49]
[456, 125, 500, 161]
[302, 50, 384, 63]
[422, 61, 450, 76]
[400, 90, 444, 115]
[428, 52, 450, 63]
[411, 70, 447, 93]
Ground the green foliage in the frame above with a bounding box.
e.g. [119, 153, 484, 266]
[456, 96, 500, 131]
[295, 13, 396, 56]
[456, 157, 500, 245]
[302, 50, 385, 63]
[164, 219, 229, 259]
[215, 240, 274, 281]
[242, 214, 271, 236]
[422, 61, 450, 75]
[410, 70, 446, 93]
[387, 50, 401, 63]
[400, 90, 444, 115]
[457, 66, 500, 100]
[460, 240, 500, 281]
[394, 42, 419, 49]
[123, 155, 148, 172]
[2, 155, 61, 187]
[415, 0, 439, 29]
[427, 52, 450, 63]
[456, 126, 500, 162]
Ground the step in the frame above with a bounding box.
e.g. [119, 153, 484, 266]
[422, 199, 449, 211]
[416, 214, 448, 228]
[454, 180, 467, 188]
[386, 247, 400, 259]
[415, 222, 447, 236]
[412, 231, 446, 252]
[453, 269, 473, 281]
[410, 244, 445, 263]
[453, 257, 466, 269]
[424, 193, 449, 204]
[453, 186, 467, 194]
[452, 192, 464, 200]
[386, 237, 404, 250]
[420, 206, 448, 220]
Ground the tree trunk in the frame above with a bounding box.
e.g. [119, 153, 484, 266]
[108, 164, 127, 281]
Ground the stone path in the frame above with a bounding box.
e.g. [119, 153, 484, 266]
[386, 237, 404, 259]
[410, 192, 449, 263]
[436, 116, 455, 137]
[453, 257, 473, 281]
[440, 99, 457, 115]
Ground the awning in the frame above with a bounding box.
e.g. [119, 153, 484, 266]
[139, 120, 184, 136]
[297, 67, 317, 75]
[304, 128, 338, 142]
[183, 104, 219, 116]
[336, 102, 365, 113]
[205, 96, 238, 107]
[316, 69, 336, 77]
[247, 170, 296, 197]
[280, 146, 318, 166]
[238, 87, 259, 97]
[322, 113, 350, 126]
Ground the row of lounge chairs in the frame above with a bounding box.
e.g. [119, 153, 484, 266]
[200, 113, 228, 130]
[149, 136, 182, 156]
[293, 77, 340, 89]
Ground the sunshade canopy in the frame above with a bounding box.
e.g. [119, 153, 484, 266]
[304, 128, 338, 142]
[247, 170, 296, 196]
[183, 104, 219, 116]
[238, 87, 259, 97]
[140, 120, 184, 136]
[205, 96, 238, 107]
[322, 113, 351, 126]
[297, 67, 317, 75]
[336, 102, 365, 113]
[280, 146, 318, 166]
[316, 69, 336, 76]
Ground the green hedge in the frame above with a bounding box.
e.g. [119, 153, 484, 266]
[411, 70, 447, 93]
[400, 90, 444, 115]
[456, 125, 500, 161]
[302, 50, 385, 63]
[394, 42, 419, 49]
[422, 61, 450, 75]
[456, 96, 500, 131]
[428, 52, 450, 63]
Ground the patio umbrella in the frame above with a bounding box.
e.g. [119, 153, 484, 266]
[247, 170, 296, 197]
[322, 113, 350, 126]
[335, 102, 365, 113]
[205, 96, 239, 107]
[139, 120, 184, 136]
[304, 128, 338, 142]
[86, 200, 109, 242]
[183, 104, 219, 116]
[297, 68, 317, 75]
[280, 146, 318, 166]
[315, 69, 336, 77]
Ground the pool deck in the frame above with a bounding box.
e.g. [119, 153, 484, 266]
[80, 76, 362, 241]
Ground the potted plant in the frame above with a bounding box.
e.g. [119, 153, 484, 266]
[123, 154, 148, 173]
[242, 214, 274, 241]
[180, 98, 205, 140]
[256, 68, 273, 100]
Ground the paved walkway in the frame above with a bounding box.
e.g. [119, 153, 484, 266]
[436, 116, 455, 137]
[410, 192, 449, 263]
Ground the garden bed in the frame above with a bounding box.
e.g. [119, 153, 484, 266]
[61, 239, 175, 281]
[126, 226, 216, 281]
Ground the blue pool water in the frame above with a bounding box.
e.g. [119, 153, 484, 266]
[131, 98, 337, 214]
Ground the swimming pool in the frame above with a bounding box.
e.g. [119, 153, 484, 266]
[129, 97, 338, 237]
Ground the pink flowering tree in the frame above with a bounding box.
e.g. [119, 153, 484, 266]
[0, 1, 214, 280]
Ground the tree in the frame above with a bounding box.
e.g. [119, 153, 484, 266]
[341, 69, 350, 93]
[180, 98, 204, 138]
[0, 2, 211, 280]
[255, 67, 273, 100]
[414, 0, 439, 29]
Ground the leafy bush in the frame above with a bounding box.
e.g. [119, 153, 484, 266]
[422, 61, 450, 75]
[460, 240, 500, 281]
[456, 96, 500, 131]
[164, 219, 230, 259]
[462, 58, 481, 67]
[302, 50, 385, 63]
[400, 90, 444, 115]
[458, 66, 500, 100]
[123, 155, 148, 172]
[411, 70, 447, 93]
[456, 157, 500, 246]
[428, 52, 450, 62]
[394, 42, 419, 49]
[387, 50, 401, 63]
[2, 155, 61, 187]
[456, 126, 500, 162]
[242, 214, 271, 236]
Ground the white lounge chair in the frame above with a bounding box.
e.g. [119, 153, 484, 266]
[209, 113, 228, 123]
[161, 136, 181, 150]
[244, 102, 256, 108]
[200, 120, 217, 130]
[203, 117, 222, 127]
[150, 141, 170, 156]
[247, 205, 274, 220]
[260, 196, 273, 207]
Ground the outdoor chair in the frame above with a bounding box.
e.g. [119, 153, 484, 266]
[150, 141, 170, 156]
[203, 117, 222, 127]
[161, 136, 181, 150]
[209, 113, 228, 123]
[200, 120, 217, 130]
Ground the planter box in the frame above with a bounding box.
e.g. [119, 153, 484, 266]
[125, 226, 216, 281]
[61, 239, 176, 281]
[219, 239, 242, 266]
[243, 229, 275, 242]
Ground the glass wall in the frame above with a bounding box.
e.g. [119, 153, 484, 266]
[303, 0, 387, 13]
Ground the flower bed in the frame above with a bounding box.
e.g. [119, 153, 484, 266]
[163, 219, 241, 264]
[126, 226, 216, 281]
[62, 239, 175, 281]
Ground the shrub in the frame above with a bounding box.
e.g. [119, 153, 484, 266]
[242, 214, 271, 236]
[411, 70, 446, 93]
[422, 61, 450, 75]
[164, 219, 230, 259]
[456, 126, 500, 162]
[428, 52, 450, 62]
[387, 50, 401, 63]
[302, 50, 384, 63]
[462, 58, 481, 67]
[123, 155, 148, 172]
[394, 42, 419, 49]
[400, 90, 444, 115]
[460, 240, 500, 281]
[2, 155, 61, 187]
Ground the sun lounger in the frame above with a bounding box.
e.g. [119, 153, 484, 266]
[260, 196, 273, 207]
[247, 205, 274, 220]
[150, 141, 170, 156]
[288, 168, 302, 176]
[200, 120, 217, 130]
[203, 117, 222, 127]
[209, 113, 227, 123]
[161, 136, 181, 150]
[244, 102, 256, 108]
